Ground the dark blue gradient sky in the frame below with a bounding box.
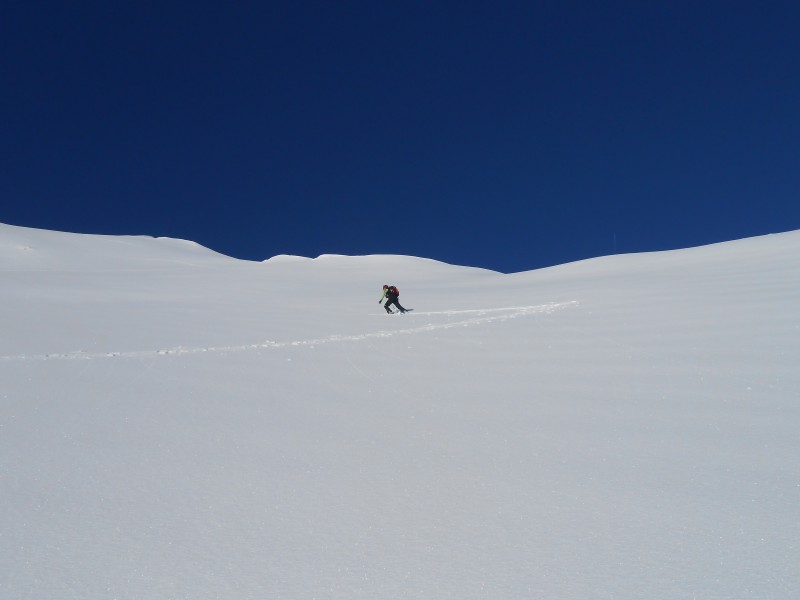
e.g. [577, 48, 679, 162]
[2, 1, 799, 272]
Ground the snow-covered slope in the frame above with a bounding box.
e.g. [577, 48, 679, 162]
[2, 222, 798, 599]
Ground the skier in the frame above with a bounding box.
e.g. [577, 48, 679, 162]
[379, 284, 408, 314]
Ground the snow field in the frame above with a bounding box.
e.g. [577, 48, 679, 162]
[1, 223, 798, 599]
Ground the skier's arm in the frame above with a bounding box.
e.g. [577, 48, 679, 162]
[378, 289, 387, 303]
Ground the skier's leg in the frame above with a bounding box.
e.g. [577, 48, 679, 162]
[384, 299, 394, 313]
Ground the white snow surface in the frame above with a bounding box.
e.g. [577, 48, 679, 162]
[1, 222, 798, 599]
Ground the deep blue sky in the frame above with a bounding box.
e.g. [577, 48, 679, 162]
[2, 1, 799, 272]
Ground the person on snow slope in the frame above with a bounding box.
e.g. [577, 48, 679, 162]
[379, 284, 408, 314]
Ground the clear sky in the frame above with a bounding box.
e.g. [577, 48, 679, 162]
[2, 1, 799, 273]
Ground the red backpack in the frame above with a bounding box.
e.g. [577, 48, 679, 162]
[388, 285, 399, 296]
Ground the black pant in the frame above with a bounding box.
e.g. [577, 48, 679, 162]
[384, 294, 406, 313]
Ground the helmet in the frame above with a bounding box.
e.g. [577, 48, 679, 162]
[383, 284, 388, 289]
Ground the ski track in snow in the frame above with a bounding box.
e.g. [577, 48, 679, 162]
[1, 301, 577, 362]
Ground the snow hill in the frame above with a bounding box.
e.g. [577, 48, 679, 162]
[1, 222, 798, 599]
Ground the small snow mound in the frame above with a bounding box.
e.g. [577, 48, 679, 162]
[155, 236, 202, 246]
[263, 254, 313, 263]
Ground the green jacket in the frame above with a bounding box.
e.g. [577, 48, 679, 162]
[379, 286, 398, 301]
